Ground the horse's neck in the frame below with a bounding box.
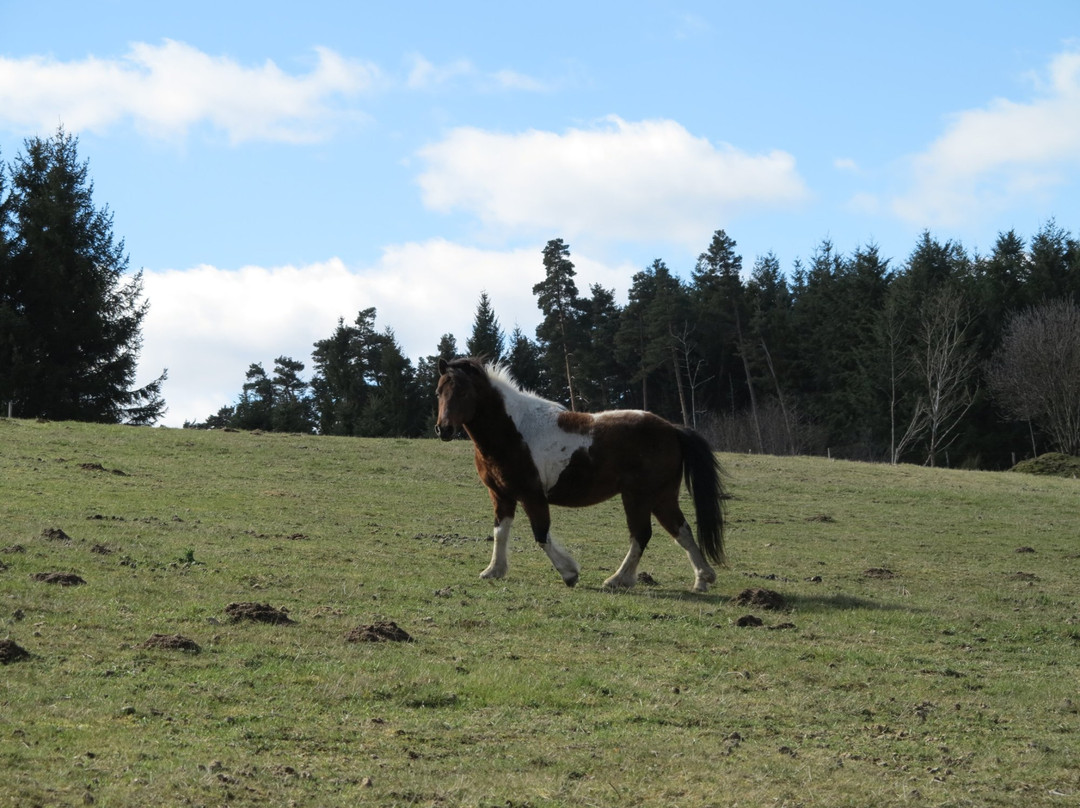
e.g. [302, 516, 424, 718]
[466, 385, 554, 458]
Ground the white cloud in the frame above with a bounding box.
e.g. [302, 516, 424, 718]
[416, 116, 810, 248]
[406, 54, 476, 89]
[891, 47, 1080, 226]
[138, 242, 632, 427]
[405, 54, 549, 92]
[0, 40, 379, 142]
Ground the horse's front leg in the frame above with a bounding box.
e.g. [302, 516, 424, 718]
[522, 496, 580, 587]
[480, 492, 516, 580]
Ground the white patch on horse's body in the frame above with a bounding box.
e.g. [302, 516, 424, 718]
[486, 366, 594, 493]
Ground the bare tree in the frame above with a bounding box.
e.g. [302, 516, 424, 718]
[987, 299, 1080, 456]
[670, 322, 711, 429]
[894, 287, 978, 466]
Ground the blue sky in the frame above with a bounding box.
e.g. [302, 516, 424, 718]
[2, 1, 1078, 426]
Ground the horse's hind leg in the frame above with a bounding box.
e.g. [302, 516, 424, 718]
[603, 494, 652, 589]
[655, 500, 716, 593]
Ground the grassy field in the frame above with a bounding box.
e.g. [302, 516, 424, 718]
[1, 418, 1078, 807]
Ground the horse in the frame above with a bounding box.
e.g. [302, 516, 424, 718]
[435, 357, 727, 592]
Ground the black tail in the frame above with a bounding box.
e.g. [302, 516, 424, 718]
[678, 428, 727, 566]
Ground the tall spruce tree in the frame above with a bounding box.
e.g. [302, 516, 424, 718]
[465, 291, 505, 361]
[0, 128, 165, 423]
[692, 229, 748, 417]
[533, 238, 585, 408]
[505, 326, 544, 393]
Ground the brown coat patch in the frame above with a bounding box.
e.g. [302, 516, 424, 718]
[556, 411, 593, 434]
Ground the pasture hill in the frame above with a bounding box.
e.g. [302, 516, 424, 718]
[1, 417, 1079, 808]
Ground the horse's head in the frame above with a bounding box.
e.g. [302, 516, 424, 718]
[435, 358, 480, 441]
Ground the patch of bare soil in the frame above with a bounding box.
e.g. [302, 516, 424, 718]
[1009, 571, 1040, 581]
[40, 527, 71, 541]
[636, 572, 659, 586]
[137, 634, 201, 652]
[863, 567, 896, 579]
[735, 614, 797, 630]
[32, 572, 86, 586]
[0, 639, 30, 664]
[346, 621, 413, 643]
[1015, 546, 1036, 553]
[733, 587, 787, 610]
[225, 602, 294, 624]
[79, 462, 128, 476]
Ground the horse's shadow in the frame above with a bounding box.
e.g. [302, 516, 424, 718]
[593, 586, 914, 614]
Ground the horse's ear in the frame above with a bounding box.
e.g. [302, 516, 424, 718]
[438, 358, 449, 375]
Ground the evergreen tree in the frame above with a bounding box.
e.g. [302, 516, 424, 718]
[357, 328, 420, 436]
[465, 291, 505, 361]
[416, 334, 459, 436]
[310, 317, 364, 435]
[505, 326, 544, 393]
[691, 229, 748, 417]
[233, 363, 274, 430]
[270, 355, 315, 433]
[576, 284, 626, 410]
[533, 238, 586, 408]
[309, 308, 383, 436]
[615, 259, 692, 419]
[1027, 219, 1077, 303]
[0, 127, 165, 422]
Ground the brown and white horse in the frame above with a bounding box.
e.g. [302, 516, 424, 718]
[435, 357, 727, 591]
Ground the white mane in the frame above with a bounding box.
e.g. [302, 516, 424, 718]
[482, 362, 564, 411]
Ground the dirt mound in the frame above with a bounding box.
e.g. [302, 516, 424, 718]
[137, 634, 201, 652]
[78, 462, 127, 476]
[636, 572, 659, 586]
[863, 567, 896, 579]
[0, 639, 30, 664]
[32, 572, 86, 586]
[1011, 452, 1080, 478]
[225, 602, 294, 624]
[346, 621, 413, 643]
[732, 587, 786, 610]
[40, 527, 71, 541]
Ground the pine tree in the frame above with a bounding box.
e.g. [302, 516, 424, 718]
[270, 356, 315, 433]
[465, 291, 505, 361]
[0, 128, 165, 423]
[505, 326, 544, 393]
[533, 238, 586, 408]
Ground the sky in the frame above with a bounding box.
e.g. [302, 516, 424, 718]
[2, 1, 1079, 427]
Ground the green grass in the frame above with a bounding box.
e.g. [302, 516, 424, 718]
[2, 418, 1079, 807]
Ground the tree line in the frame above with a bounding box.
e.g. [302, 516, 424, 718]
[193, 225, 1080, 469]
[4, 128, 1078, 468]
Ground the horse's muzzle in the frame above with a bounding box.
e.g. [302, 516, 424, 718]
[435, 424, 455, 442]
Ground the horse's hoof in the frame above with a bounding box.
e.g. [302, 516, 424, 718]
[479, 567, 506, 580]
[563, 572, 579, 587]
[602, 576, 635, 590]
